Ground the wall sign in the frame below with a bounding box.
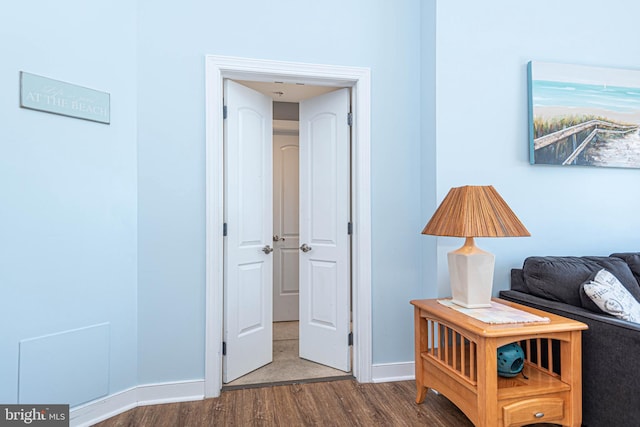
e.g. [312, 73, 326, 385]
[20, 71, 110, 124]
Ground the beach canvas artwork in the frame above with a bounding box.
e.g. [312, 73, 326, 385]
[528, 61, 640, 168]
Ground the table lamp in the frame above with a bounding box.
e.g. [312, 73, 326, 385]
[422, 185, 530, 308]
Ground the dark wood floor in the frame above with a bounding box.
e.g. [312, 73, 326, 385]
[93, 379, 474, 426]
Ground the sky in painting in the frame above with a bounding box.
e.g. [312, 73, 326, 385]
[531, 61, 640, 88]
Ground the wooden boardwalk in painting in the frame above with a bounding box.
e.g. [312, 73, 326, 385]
[534, 119, 638, 165]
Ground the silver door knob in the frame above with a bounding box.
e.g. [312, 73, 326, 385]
[299, 243, 312, 253]
[273, 235, 285, 242]
[261, 245, 274, 254]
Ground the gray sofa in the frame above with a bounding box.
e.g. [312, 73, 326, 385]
[499, 253, 640, 427]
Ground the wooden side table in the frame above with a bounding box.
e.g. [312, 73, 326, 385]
[411, 298, 587, 427]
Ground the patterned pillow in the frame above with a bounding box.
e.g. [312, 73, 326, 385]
[582, 269, 640, 323]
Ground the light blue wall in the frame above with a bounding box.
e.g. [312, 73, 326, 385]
[420, 1, 438, 298]
[3, 0, 640, 406]
[136, 0, 424, 380]
[432, 0, 640, 297]
[0, 1, 138, 404]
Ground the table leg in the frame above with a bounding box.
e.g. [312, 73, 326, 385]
[416, 384, 428, 404]
[414, 307, 429, 404]
[561, 331, 583, 427]
[476, 338, 498, 427]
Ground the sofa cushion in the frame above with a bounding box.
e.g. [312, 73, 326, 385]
[611, 253, 640, 285]
[510, 269, 528, 292]
[582, 269, 640, 323]
[522, 256, 640, 307]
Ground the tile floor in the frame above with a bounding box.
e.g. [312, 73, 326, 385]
[224, 321, 352, 388]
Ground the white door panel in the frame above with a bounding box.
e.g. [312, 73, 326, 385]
[273, 134, 300, 321]
[299, 88, 351, 371]
[223, 80, 273, 383]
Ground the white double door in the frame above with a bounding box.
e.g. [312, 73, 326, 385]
[223, 80, 351, 383]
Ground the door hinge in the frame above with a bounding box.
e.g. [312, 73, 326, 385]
[347, 222, 353, 235]
[223, 222, 228, 236]
[222, 341, 227, 356]
[223, 105, 228, 119]
[348, 332, 353, 346]
[347, 112, 353, 126]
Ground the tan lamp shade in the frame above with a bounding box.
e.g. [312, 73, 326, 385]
[422, 185, 530, 238]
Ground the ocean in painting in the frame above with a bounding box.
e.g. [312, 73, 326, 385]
[532, 80, 640, 115]
[531, 79, 640, 168]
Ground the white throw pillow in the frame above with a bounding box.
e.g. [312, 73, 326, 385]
[582, 269, 640, 323]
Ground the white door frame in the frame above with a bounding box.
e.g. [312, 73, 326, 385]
[204, 55, 372, 397]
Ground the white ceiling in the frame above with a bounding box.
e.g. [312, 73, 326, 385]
[237, 80, 339, 102]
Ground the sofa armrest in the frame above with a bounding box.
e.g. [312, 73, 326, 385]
[500, 289, 640, 427]
[500, 290, 640, 332]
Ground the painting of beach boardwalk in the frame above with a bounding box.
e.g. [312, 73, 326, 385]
[528, 61, 640, 169]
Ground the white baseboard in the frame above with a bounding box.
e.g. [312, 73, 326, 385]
[371, 361, 415, 383]
[70, 387, 138, 427]
[70, 380, 205, 427]
[137, 379, 205, 406]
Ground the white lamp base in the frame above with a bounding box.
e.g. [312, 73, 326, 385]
[447, 237, 495, 308]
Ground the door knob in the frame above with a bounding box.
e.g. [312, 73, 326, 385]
[261, 245, 274, 254]
[299, 243, 312, 253]
[273, 235, 285, 242]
